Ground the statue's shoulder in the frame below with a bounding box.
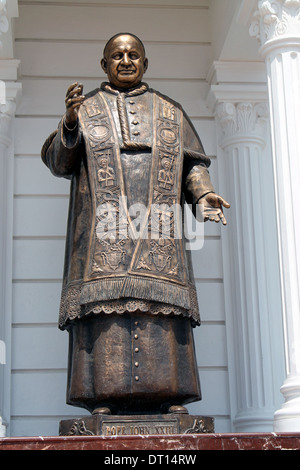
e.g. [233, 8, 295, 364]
[149, 87, 183, 112]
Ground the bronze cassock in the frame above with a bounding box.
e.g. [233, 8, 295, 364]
[41, 33, 229, 416]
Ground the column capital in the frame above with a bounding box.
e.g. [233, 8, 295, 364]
[0, 100, 15, 146]
[0, 1, 9, 39]
[0, 80, 21, 146]
[249, 0, 300, 55]
[206, 60, 268, 119]
[206, 63, 269, 148]
[0, 0, 19, 59]
[216, 101, 268, 148]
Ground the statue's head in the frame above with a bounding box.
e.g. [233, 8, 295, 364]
[101, 33, 148, 90]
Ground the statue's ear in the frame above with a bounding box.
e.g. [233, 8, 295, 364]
[144, 58, 148, 73]
[101, 58, 107, 73]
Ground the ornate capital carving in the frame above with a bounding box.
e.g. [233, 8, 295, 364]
[216, 102, 268, 145]
[250, 0, 300, 47]
[0, 0, 9, 41]
[0, 99, 16, 146]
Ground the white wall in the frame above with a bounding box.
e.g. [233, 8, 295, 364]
[10, 0, 231, 437]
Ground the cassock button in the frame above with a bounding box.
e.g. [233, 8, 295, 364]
[135, 347, 139, 353]
[135, 376, 139, 381]
[134, 334, 138, 339]
[132, 131, 140, 136]
[132, 120, 139, 125]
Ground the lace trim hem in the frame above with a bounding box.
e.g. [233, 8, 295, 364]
[59, 283, 200, 328]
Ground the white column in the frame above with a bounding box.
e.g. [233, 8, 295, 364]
[209, 83, 285, 431]
[0, 0, 20, 437]
[245, 0, 300, 432]
[0, 100, 14, 438]
[0, 90, 20, 438]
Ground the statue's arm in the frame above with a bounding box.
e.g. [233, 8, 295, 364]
[41, 82, 85, 178]
[182, 113, 215, 202]
[182, 114, 230, 225]
[41, 118, 82, 178]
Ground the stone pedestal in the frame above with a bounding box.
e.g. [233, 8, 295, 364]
[1, 433, 300, 451]
[59, 414, 214, 437]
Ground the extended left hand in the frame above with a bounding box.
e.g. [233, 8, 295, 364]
[197, 193, 230, 225]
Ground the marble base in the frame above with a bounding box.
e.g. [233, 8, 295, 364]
[1, 433, 300, 450]
[59, 413, 214, 437]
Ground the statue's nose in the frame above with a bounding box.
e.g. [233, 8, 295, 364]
[121, 53, 131, 66]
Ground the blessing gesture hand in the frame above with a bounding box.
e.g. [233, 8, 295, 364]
[197, 193, 230, 225]
[65, 82, 85, 126]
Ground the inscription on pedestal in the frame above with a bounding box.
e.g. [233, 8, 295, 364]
[103, 419, 178, 436]
[59, 414, 214, 437]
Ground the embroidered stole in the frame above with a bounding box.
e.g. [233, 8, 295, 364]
[78, 89, 192, 311]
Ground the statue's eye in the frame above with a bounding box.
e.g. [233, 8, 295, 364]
[112, 53, 123, 60]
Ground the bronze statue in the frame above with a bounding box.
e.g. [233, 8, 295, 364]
[41, 33, 229, 418]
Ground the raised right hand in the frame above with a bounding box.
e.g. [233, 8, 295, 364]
[65, 82, 85, 126]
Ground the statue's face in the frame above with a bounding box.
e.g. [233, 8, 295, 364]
[101, 34, 148, 89]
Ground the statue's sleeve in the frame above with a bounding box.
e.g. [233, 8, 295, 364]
[182, 112, 215, 205]
[41, 117, 83, 179]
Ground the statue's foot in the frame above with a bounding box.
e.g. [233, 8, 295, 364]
[92, 406, 112, 415]
[168, 405, 189, 414]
